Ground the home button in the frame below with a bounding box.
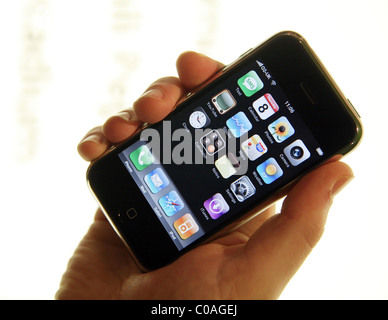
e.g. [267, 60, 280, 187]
[126, 208, 138, 219]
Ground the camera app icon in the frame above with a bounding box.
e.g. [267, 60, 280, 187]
[283, 139, 311, 166]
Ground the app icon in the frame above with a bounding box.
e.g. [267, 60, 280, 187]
[144, 168, 169, 193]
[256, 158, 283, 184]
[268, 116, 295, 143]
[253, 93, 280, 120]
[215, 153, 240, 179]
[226, 112, 252, 138]
[204, 193, 230, 220]
[212, 89, 237, 114]
[174, 214, 199, 240]
[230, 176, 256, 202]
[241, 134, 268, 161]
[284, 139, 311, 166]
[189, 107, 211, 129]
[200, 129, 226, 156]
[129, 145, 154, 171]
[238, 70, 264, 97]
[158, 191, 184, 217]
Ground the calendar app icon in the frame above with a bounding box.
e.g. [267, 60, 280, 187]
[253, 93, 279, 120]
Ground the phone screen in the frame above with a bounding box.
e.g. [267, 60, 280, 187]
[116, 54, 324, 251]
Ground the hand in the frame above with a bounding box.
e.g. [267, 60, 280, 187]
[56, 52, 354, 300]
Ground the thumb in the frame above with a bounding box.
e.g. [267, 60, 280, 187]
[279, 160, 354, 247]
[241, 161, 354, 298]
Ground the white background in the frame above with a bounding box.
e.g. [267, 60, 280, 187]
[0, 0, 387, 299]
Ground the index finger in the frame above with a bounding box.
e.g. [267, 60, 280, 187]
[176, 51, 224, 89]
[133, 52, 224, 124]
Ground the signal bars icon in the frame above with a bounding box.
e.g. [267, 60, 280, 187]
[257, 60, 277, 86]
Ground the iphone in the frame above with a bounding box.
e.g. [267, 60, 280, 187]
[87, 31, 362, 270]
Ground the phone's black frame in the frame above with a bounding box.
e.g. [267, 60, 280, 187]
[87, 31, 362, 271]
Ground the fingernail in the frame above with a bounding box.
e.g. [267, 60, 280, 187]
[116, 110, 133, 122]
[115, 109, 139, 122]
[331, 175, 354, 197]
[81, 133, 105, 145]
[142, 88, 164, 100]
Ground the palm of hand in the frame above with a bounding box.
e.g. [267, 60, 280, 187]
[57, 206, 286, 300]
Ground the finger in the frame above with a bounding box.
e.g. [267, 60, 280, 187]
[279, 161, 354, 244]
[103, 109, 143, 144]
[133, 76, 186, 124]
[239, 161, 354, 298]
[77, 126, 110, 161]
[236, 205, 277, 240]
[176, 51, 224, 89]
[112, 53, 223, 130]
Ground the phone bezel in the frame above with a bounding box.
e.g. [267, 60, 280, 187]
[87, 31, 362, 271]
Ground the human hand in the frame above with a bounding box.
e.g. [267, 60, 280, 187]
[56, 52, 354, 300]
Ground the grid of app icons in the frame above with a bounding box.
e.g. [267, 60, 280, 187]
[199, 69, 314, 220]
[123, 66, 317, 248]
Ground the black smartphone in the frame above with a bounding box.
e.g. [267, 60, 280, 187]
[87, 31, 362, 271]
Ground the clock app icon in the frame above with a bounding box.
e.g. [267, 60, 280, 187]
[189, 107, 211, 129]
